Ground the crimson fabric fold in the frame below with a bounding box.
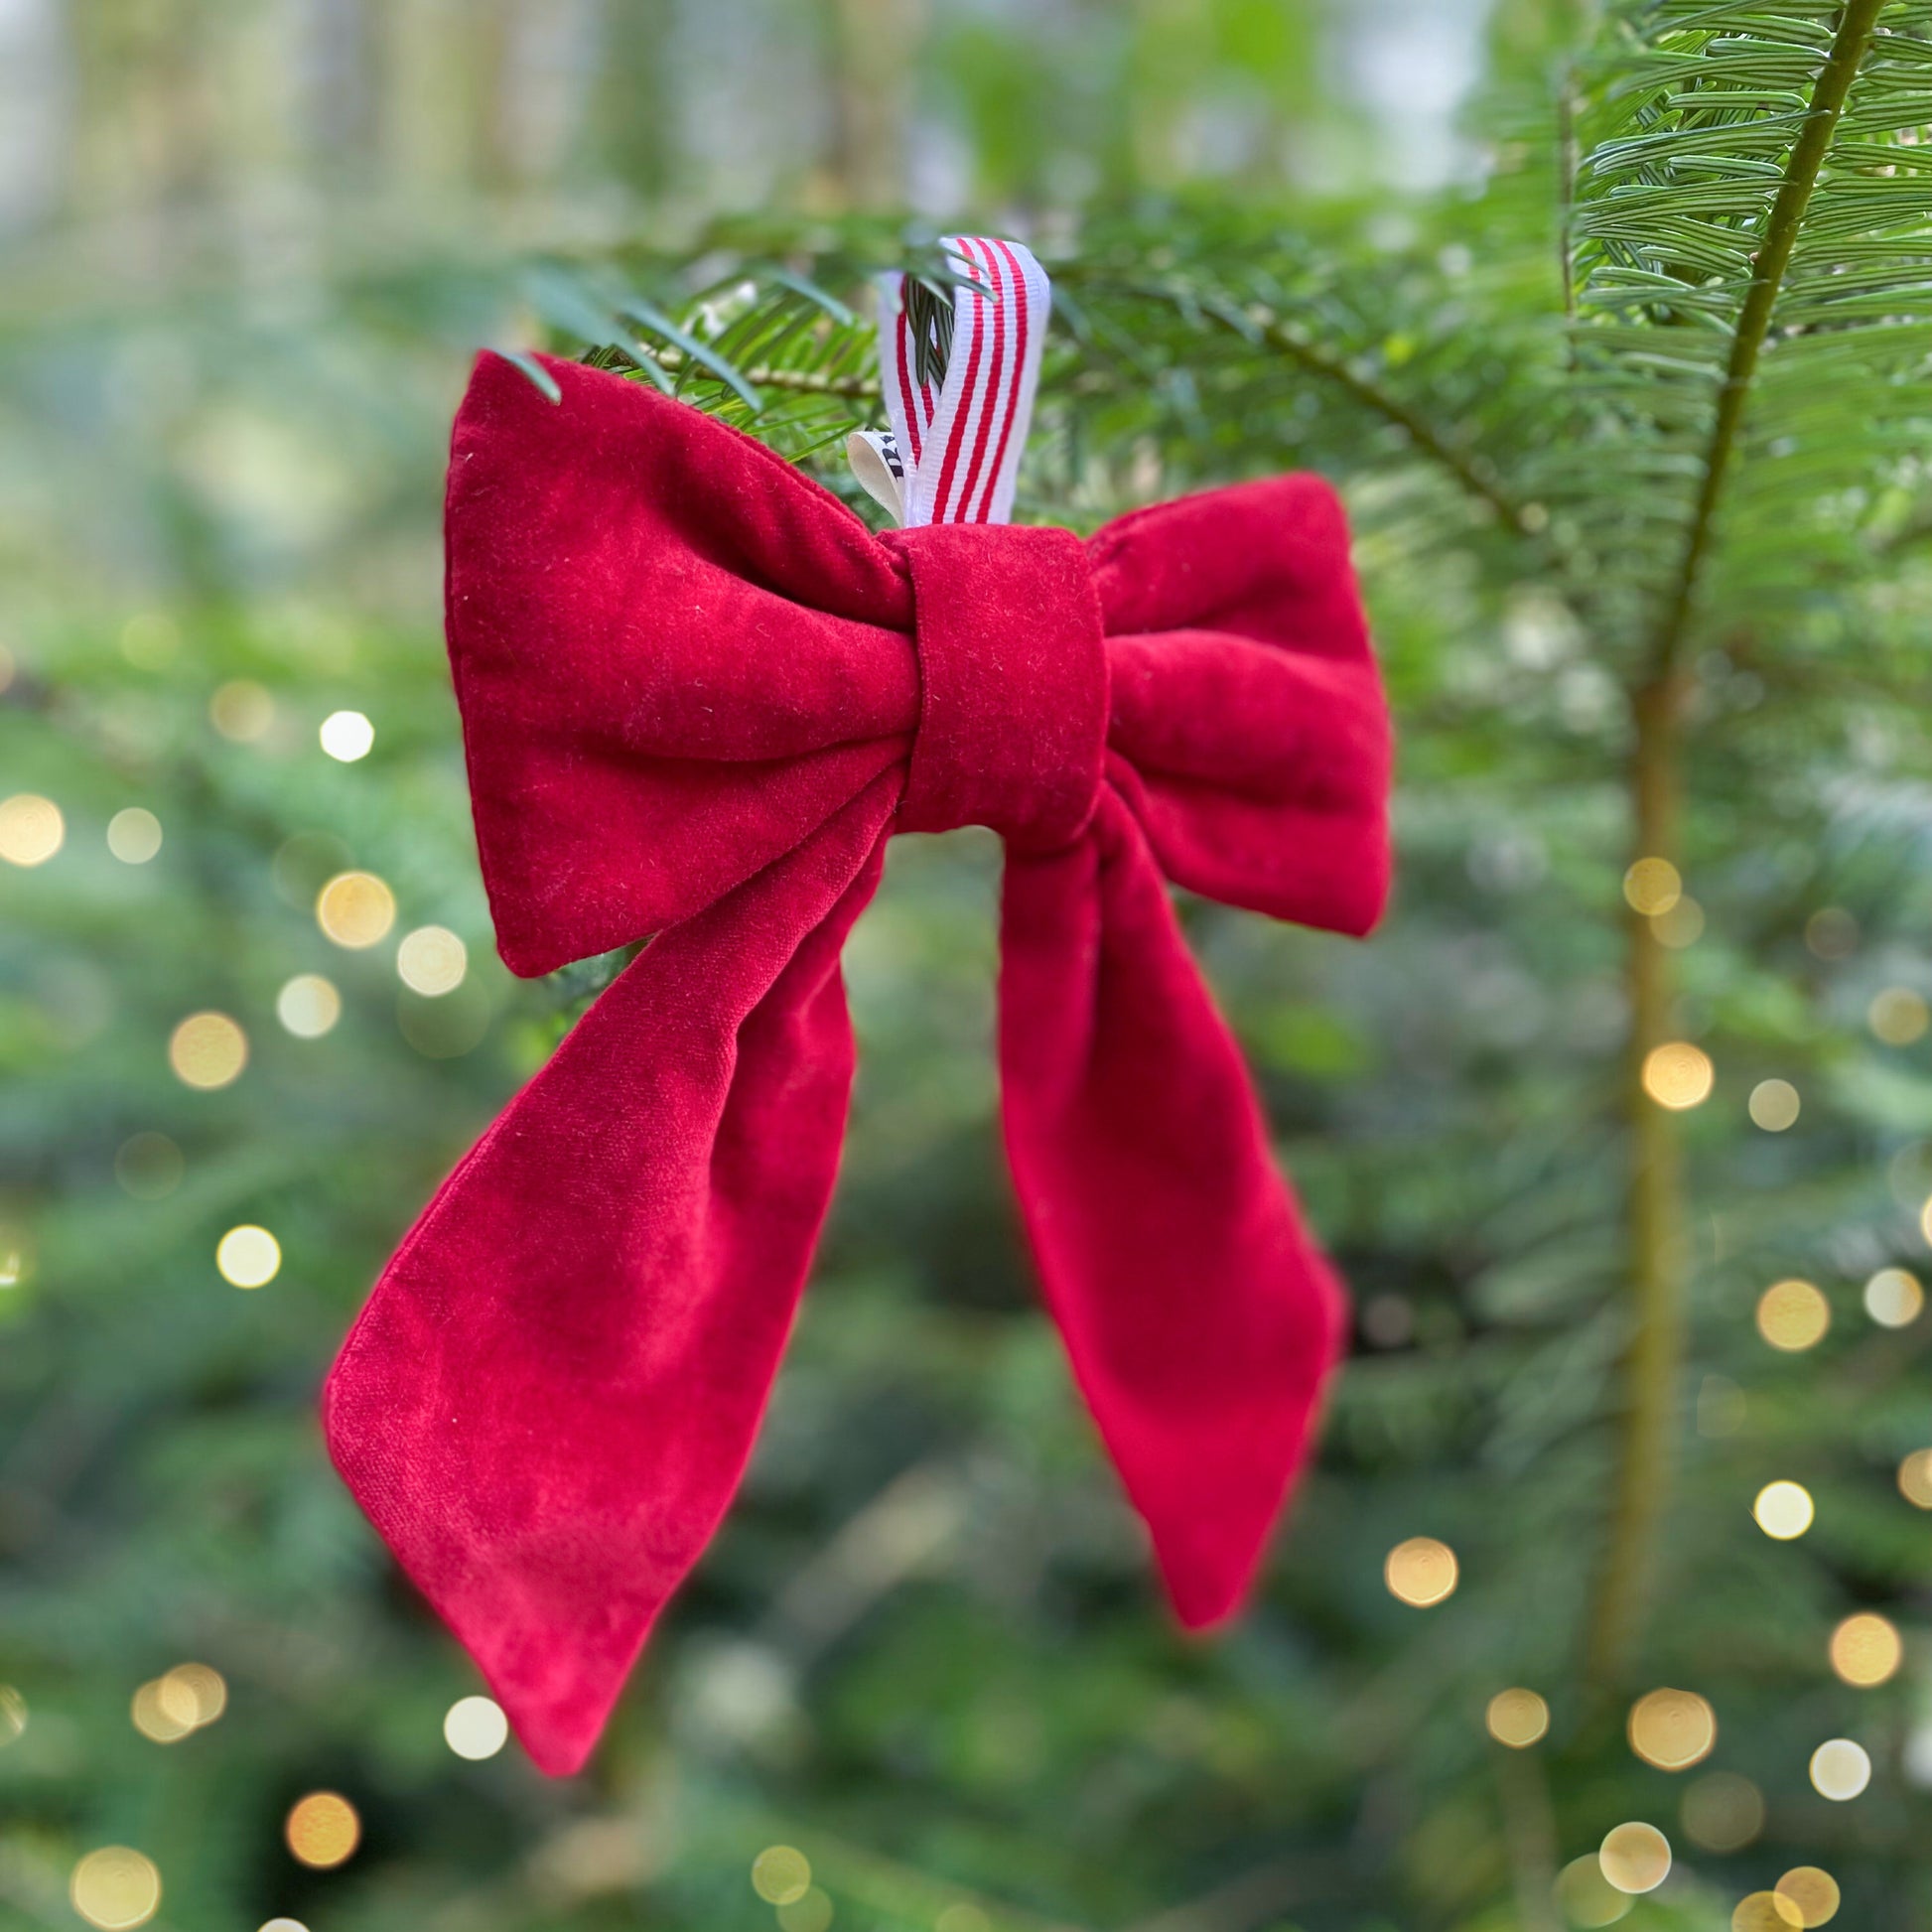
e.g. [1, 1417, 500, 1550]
[325, 351, 1392, 1776]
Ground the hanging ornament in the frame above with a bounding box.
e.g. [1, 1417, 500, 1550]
[326, 237, 1392, 1775]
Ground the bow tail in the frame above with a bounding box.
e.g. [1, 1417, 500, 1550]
[998, 785, 1347, 1628]
[324, 778, 898, 1775]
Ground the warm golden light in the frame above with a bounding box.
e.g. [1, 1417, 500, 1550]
[1899, 1449, 1932, 1509]
[130, 1680, 190, 1744]
[1830, 1611, 1901, 1687]
[1555, 1856, 1630, 1927]
[1627, 1688, 1716, 1771]
[397, 925, 468, 997]
[106, 807, 163, 865]
[69, 1848, 161, 1930]
[1652, 896, 1705, 949]
[1598, 1822, 1670, 1895]
[0, 1685, 26, 1745]
[778, 1889, 835, 1932]
[752, 1847, 812, 1907]
[1485, 1687, 1549, 1748]
[1642, 1041, 1714, 1110]
[258, 1921, 310, 1932]
[1383, 1536, 1458, 1606]
[0, 792, 64, 867]
[317, 871, 396, 948]
[1624, 857, 1682, 916]
[1809, 1738, 1870, 1801]
[1748, 1079, 1800, 1132]
[169, 1012, 247, 1089]
[1755, 1279, 1830, 1352]
[115, 1133, 184, 1200]
[277, 974, 342, 1038]
[216, 1225, 281, 1290]
[1681, 1771, 1762, 1853]
[1864, 1267, 1923, 1328]
[286, 1792, 360, 1867]
[160, 1663, 226, 1726]
[320, 710, 374, 761]
[210, 680, 274, 742]
[444, 1695, 509, 1760]
[1869, 986, 1929, 1045]
[1774, 1868, 1840, 1928]
[1753, 1481, 1814, 1540]
[1732, 1894, 1803, 1932]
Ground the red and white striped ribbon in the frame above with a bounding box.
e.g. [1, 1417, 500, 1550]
[849, 236, 1049, 529]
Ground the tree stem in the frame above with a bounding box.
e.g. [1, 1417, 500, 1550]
[1586, 676, 1685, 1692]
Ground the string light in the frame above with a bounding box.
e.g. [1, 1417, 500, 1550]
[106, 808, 163, 864]
[1627, 1688, 1716, 1770]
[444, 1695, 508, 1759]
[1642, 1041, 1713, 1109]
[397, 926, 468, 996]
[277, 974, 342, 1038]
[1864, 1267, 1923, 1327]
[216, 1226, 281, 1290]
[1755, 1279, 1830, 1351]
[285, 1792, 360, 1867]
[69, 1848, 161, 1930]
[1383, 1537, 1458, 1606]
[169, 1012, 247, 1089]
[320, 711, 374, 761]
[1808, 1738, 1871, 1801]
[1829, 1611, 1901, 1687]
[1681, 1770, 1762, 1853]
[317, 871, 395, 948]
[1752, 1481, 1814, 1540]
[1485, 1688, 1549, 1748]
[0, 793, 64, 867]
[752, 1847, 812, 1907]
[1775, 1867, 1841, 1927]
[1869, 987, 1929, 1044]
[1598, 1823, 1669, 1895]
[1748, 1079, 1800, 1131]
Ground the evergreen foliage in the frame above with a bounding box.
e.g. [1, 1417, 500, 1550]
[7, 3, 1932, 1929]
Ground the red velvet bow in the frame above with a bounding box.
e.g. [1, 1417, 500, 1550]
[325, 351, 1391, 1775]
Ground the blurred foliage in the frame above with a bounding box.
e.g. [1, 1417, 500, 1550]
[8, 3, 1932, 1932]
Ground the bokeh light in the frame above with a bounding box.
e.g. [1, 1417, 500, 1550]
[1485, 1687, 1549, 1748]
[1753, 1481, 1814, 1540]
[1775, 1868, 1840, 1927]
[285, 1792, 360, 1867]
[130, 1680, 190, 1744]
[277, 974, 342, 1038]
[1624, 857, 1681, 915]
[778, 1890, 835, 1932]
[259, 1922, 310, 1932]
[1627, 1688, 1716, 1770]
[1829, 1611, 1901, 1687]
[1869, 986, 1929, 1044]
[1808, 1738, 1870, 1801]
[1383, 1536, 1457, 1606]
[317, 871, 395, 948]
[1748, 1079, 1800, 1131]
[69, 1848, 161, 1930]
[752, 1846, 812, 1906]
[1652, 895, 1706, 948]
[115, 1133, 183, 1200]
[169, 1012, 247, 1089]
[0, 793, 65, 867]
[1806, 907, 1858, 959]
[1555, 1855, 1630, 1927]
[397, 925, 468, 996]
[444, 1695, 509, 1760]
[0, 1685, 26, 1745]
[1598, 1822, 1669, 1894]
[216, 1226, 281, 1289]
[106, 808, 163, 864]
[210, 680, 274, 742]
[1681, 1770, 1762, 1853]
[1864, 1266, 1923, 1327]
[1755, 1279, 1830, 1351]
[1642, 1041, 1713, 1109]
[320, 710, 374, 760]
[160, 1663, 226, 1726]
[1731, 1894, 1803, 1932]
[1898, 1449, 1932, 1508]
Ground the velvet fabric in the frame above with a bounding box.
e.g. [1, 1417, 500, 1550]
[325, 351, 1392, 1777]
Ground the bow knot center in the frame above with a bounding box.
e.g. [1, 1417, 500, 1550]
[893, 523, 1108, 853]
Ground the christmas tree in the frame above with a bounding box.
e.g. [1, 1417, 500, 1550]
[6, 2, 1932, 1928]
